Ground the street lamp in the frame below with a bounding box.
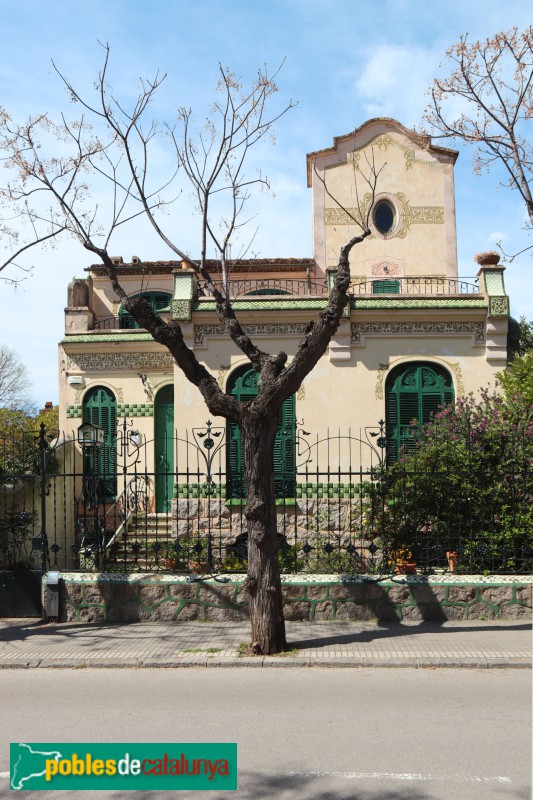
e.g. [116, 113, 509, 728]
[77, 422, 105, 449]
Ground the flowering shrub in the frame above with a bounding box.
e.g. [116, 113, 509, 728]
[380, 388, 533, 573]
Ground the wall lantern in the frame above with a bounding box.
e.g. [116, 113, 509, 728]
[77, 422, 105, 449]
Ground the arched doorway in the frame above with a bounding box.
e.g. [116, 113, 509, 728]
[82, 385, 117, 499]
[154, 385, 175, 512]
[226, 366, 296, 498]
[385, 362, 454, 463]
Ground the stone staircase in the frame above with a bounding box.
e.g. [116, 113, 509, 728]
[107, 513, 177, 571]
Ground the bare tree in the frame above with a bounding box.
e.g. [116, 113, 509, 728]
[0, 345, 33, 410]
[0, 48, 374, 653]
[423, 27, 533, 248]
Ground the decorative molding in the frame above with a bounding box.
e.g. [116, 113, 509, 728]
[352, 321, 485, 344]
[362, 133, 440, 171]
[370, 262, 401, 277]
[218, 365, 230, 389]
[297, 382, 306, 401]
[195, 322, 309, 346]
[195, 298, 327, 313]
[66, 352, 174, 371]
[118, 403, 154, 417]
[374, 356, 464, 400]
[325, 192, 444, 240]
[489, 296, 510, 317]
[172, 299, 192, 320]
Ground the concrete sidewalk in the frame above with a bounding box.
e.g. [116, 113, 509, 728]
[0, 618, 530, 668]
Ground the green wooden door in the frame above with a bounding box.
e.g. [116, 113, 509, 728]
[155, 385, 175, 512]
[226, 367, 296, 498]
[82, 386, 117, 499]
[385, 363, 454, 463]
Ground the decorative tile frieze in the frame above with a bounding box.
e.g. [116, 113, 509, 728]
[66, 404, 82, 418]
[194, 322, 309, 346]
[489, 296, 510, 317]
[118, 403, 154, 417]
[172, 299, 192, 319]
[62, 334, 155, 343]
[351, 321, 485, 344]
[66, 352, 174, 371]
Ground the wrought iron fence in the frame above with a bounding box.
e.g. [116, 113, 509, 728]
[1, 421, 531, 577]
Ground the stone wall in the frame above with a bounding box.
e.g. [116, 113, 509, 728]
[47, 574, 532, 624]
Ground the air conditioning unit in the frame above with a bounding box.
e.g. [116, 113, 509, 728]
[68, 376, 85, 386]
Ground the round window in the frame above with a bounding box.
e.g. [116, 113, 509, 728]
[372, 199, 395, 235]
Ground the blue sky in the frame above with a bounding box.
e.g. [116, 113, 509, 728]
[1, 0, 531, 406]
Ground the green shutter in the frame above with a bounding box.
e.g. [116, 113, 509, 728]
[273, 395, 296, 497]
[82, 386, 117, 499]
[385, 364, 454, 464]
[372, 279, 400, 294]
[119, 292, 171, 329]
[226, 367, 295, 498]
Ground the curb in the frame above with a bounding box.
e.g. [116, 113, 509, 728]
[0, 657, 530, 669]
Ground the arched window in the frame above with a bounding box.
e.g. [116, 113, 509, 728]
[226, 366, 296, 499]
[119, 292, 171, 329]
[82, 386, 117, 498]
[385, 363, 454, 464]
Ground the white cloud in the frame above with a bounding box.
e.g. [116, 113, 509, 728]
[352, 43, 441, 128]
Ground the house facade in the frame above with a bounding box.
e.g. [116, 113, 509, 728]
[57, 118, 511, 559]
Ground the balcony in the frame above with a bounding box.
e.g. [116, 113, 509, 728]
[349, 277, 480, 296]
[196, 277, 329, 299]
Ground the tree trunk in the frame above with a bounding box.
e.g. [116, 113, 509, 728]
[242, 409, 287, 655]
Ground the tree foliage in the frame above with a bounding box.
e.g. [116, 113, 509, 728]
[0, 404, 58, 477]
[380, 388, 533, 573]
[424, 27, 533, 233]
[0, 345, 33, 411]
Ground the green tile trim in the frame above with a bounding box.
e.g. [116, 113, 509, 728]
[62, 333, 155, 343]
[172, 272, 194, 320]
[66, 404, 82, 418]
[117, 403, 154, 417]
[484, 269, 506, 295]
[351, 298, 487, 309]
[173, 482, 367, 500]
[174, 483, 226, 499]
[194, 298, 328, 312]
[296, 482, 366, 499]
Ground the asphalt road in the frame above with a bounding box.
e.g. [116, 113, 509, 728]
[0, 667, 530, 799]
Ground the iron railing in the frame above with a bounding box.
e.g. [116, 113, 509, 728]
[1, 421, 531, 577]
[350, 276, 480, 295]
[196, 278, 329, 298]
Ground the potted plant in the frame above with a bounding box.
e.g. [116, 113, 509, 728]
[390, 545, 417, 575]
